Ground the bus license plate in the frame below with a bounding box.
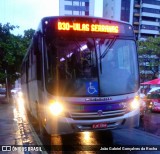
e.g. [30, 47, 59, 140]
[92, 123, 107, 129]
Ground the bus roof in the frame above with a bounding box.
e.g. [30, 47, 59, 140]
[35, 16, 135, 37]
[41, 15, 132, 26]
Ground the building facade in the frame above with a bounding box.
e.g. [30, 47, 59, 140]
[133, 0, 160, 40]
[103, 0, 134, 25]
[59, 0, 95, 16]
[103, 0, 160, 40]
[133, 0, 160, 80]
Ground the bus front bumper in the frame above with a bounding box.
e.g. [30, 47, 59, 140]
[46, 109, 140, 135]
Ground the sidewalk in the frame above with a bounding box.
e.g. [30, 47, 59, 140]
[0, 95, 46, 154]
[0, 95, 23, 153]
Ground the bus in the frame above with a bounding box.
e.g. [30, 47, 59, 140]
[21, 16, 140, 136]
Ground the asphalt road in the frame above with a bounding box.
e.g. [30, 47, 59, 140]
[36, 128, 160, 154]
[33, 113, 160, 154]
[142, 112, 160, 136]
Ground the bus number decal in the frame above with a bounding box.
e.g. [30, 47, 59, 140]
[58, 22, 70, 30]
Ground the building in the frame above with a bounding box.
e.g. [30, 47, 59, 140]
[103, 0, 134, 25]
[103, 0, 160, 40]
[59, 0, 95, 16]
[133, 0, 160, 40]
[133, 0, 160, 79]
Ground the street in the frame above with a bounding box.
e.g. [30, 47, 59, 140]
[0, 96, 160, 154]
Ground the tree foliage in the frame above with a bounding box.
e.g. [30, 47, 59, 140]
[137, 37, 160, 81]
[0, 23, 35, 86]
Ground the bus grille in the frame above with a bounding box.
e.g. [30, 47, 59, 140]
[69, 109, 126, 120]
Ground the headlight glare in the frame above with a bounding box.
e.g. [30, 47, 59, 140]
[18, 91, 23, 97]
[130, 96, 140, 110]
[49, 101, 63, 116]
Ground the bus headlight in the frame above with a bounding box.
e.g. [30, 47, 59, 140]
[130, 96, 140, 110]
[49, 101, 64, 116]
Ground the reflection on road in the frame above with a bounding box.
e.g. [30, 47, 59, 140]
[82, 132, 94, 144]
[47, 131, 114, 154]
[14, 96, 25, 118]
[13, 95, 38, 147]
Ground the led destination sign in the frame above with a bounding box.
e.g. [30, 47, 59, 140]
[58, 22, 119, 33]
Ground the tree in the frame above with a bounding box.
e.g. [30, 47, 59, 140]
[0, 23, 35, 97]
[23, 29, 35, 48]
[138, 37, 160, 82]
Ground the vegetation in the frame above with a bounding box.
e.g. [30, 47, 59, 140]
[0, 23, 35, 96]
[137, 37, 160, 82]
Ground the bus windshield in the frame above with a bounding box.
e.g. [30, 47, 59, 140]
[45, 37, 139, 97]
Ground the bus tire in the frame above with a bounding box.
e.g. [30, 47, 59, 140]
[35, 103, 51, 150]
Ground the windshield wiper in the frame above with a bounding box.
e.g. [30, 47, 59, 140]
[100, 37, 117, 59]
[99, 43, 102, 74]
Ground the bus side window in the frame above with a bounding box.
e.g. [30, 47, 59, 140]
[37, 54, 42, 80]
[34, 35, 42, 81]
[33, 33, 41, 55]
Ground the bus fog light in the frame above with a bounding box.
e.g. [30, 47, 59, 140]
[49, 102, 63, 116]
